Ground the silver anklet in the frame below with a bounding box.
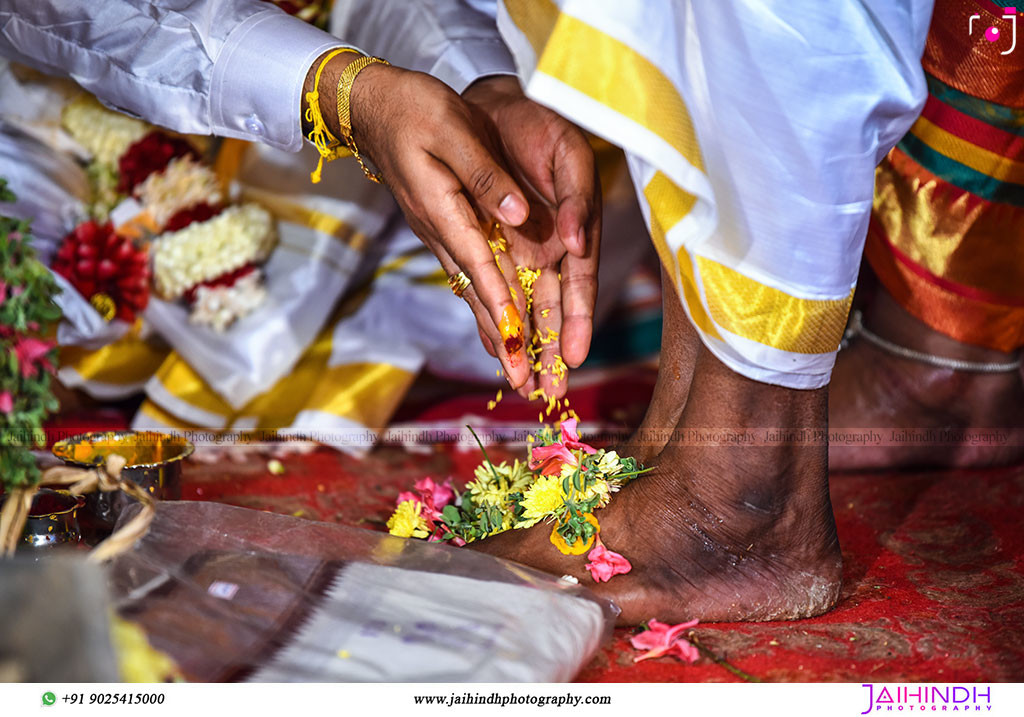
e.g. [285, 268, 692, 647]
[842, 311, 1023, 373]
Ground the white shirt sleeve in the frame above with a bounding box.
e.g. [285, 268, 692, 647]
[330, 0, 514, 94]
[0, 1, 350, 152]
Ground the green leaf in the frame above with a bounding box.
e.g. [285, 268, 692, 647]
[466, 424, 502, 485]
[441, 504, 461, 525]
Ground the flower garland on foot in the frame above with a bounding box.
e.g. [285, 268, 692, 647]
[388, 417, 649, 580]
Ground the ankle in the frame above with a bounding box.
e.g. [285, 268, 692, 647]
[686, 349, 828, 428]
[864, 290, 1020, 366]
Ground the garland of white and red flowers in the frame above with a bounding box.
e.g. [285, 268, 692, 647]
[53, 96, 276, 331]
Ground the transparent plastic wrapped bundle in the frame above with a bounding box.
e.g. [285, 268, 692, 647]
[108, 501, 617, 682]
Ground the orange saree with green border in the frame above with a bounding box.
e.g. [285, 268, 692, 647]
[867, 0, 1024, 352]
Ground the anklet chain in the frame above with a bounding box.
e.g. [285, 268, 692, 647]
[842, 311, 1023, 373]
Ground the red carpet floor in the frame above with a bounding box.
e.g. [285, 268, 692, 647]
[46, 374, 1024, 682]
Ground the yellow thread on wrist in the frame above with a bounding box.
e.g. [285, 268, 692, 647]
[304, 47, 357, 184]
[335, 55, 389, 184]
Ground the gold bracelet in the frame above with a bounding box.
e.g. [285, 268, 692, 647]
[304, 47, 359, 184]
[336, 54, 389, 184]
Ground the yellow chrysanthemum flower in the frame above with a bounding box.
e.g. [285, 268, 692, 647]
[582, 477, 612, 508]
[469, 479, 507, 508]
[468, 459, 532, 507]
[517, 474, 567, 528]
[387, 500, 431, 539]
[556, 462, 611, 508]
[501, 511, 516, 531]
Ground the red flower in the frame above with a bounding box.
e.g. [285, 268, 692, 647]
[559, 418, 597, 454]
[117, 131, 198, 194]
[529, 443, 578, 476]
[13, 337, 55, 378]
[395, 477, 463, 543]
[52, 221, 150, 322]
[396, 476, 456, 523]
[529, 418, 598, 476]
[629, 619, 700, 664]
[0, 391, 12, 413]
[182, 262, 255, 305]
[585, 538, 632, 582]
[164, 201, 222, 233]
[414, 477, 456, 509]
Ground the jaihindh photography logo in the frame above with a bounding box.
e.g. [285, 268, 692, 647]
[860, 684, 993, 713]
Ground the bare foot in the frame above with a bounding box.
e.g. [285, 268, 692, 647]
[476, 349, 842, 625]
[624, 268, 698, 464]
[830, 290, 1024, 471]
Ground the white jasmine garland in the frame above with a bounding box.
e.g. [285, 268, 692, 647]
[188, 271, 267, 332]
[153, 204, 277, 299]
[61, 96, 148, 167]
[136, 155, 223, 226]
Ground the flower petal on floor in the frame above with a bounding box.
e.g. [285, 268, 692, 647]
[630, 619, 700, 664]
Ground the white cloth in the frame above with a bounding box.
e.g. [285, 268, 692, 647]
[330, 0, 515, 93]
[497, 0, 934, 389]
[0, 0, 516, 153]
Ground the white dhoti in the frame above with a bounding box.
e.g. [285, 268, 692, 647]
[498, 0, 933, 388]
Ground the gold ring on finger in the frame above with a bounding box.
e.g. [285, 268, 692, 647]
[447, 271, 472, 298]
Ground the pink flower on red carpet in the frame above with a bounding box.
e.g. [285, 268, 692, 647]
[630, 619, 700, 664]
[529, 418, 597, 476]
[585, 539, 632, 582]
[13, 336, 54, 378]
[0, 391, 12, 413]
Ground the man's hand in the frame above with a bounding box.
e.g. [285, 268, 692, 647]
[305, 52, 536, 388]
[303, 55, 599, 396]
[462, 76, 601, 399]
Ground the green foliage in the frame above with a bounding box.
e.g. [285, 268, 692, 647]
[0, 179, 62, 491]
